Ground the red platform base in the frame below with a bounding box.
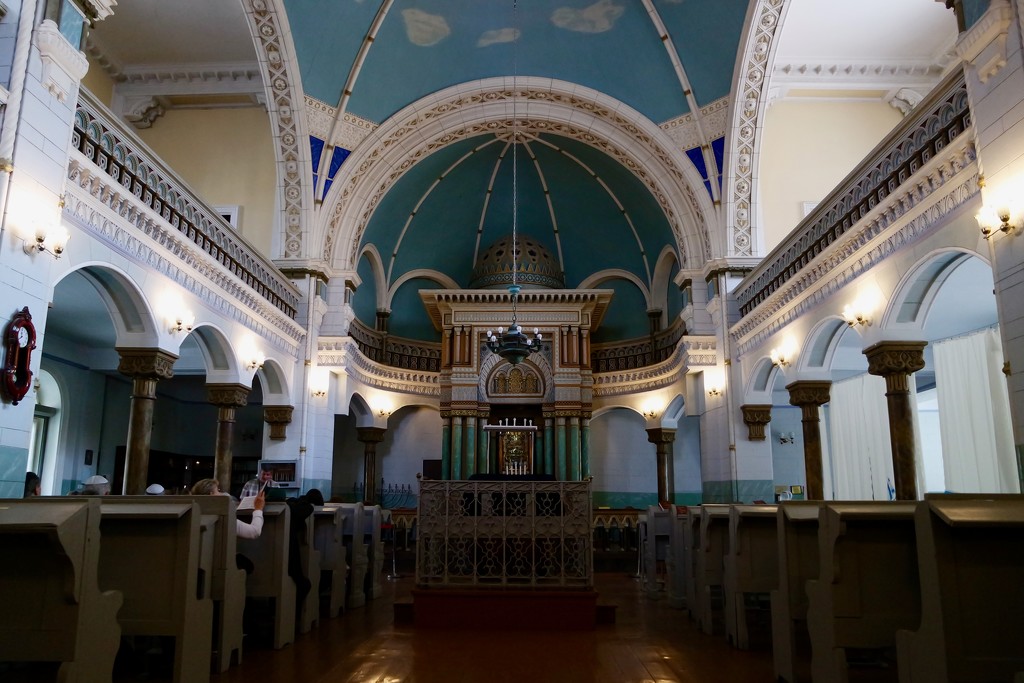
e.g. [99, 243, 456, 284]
[405, 587, 607, 630]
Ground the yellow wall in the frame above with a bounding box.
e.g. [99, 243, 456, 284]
[81, 56, 115, 106]
[136, 108, 277, 256]
[758, 99, 902, 254]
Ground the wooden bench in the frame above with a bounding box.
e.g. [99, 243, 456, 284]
[682, 505, 702, 620]
[363, 505, 384, 600]
[97, 500, 214, 683]
[665, 505, 689, 609]
[297, 513, 321, 634]
[642, 505, 671, 599]
[896, 497, 1024, 683]
[723, 504, 778, 649]
[313, 506, 348, 618]
[806, 502, 919, 683]
[0, 498, 123, 682]
[237, 502, 295, 649]
[771, 501, 823, 683]
[696, 504, 730, 635]
[325, 503, 368, 608]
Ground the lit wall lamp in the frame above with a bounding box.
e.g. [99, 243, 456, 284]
[841, 303, 872, 328]
[245, 350, 266, 371]
[310, 367, 329, 398]
[770, 339, 797, 368]
[169, 310, 195, 335]
[23, 196, 70, 258]
[641, 405, 660, 420]
[311, 388, 327, 398]
[976, 202, 1021, 239]
[705, 367, 725, 397]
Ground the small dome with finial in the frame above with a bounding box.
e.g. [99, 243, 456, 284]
[470, 234, 565, 290]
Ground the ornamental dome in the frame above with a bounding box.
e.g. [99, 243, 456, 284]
[470, 235, 564, 290]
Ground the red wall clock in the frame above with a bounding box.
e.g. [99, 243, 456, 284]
[3, 307, 36, 405]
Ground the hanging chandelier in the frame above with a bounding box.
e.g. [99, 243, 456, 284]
[486, 0, 542, 366]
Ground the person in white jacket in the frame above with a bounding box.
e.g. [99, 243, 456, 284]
[191, 478, 266, 539]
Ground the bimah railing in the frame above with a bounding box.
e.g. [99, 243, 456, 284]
[416, 479, 593, 588]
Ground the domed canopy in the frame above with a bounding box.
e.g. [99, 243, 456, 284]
[470, 234, 565, 290]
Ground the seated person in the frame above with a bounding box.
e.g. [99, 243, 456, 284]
[240, 466, 278, 499]
[191, 478, 266, 539]
[24, 471, 41, 497]
[82, 474, 111, 495]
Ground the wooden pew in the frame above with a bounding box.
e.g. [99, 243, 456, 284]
[237, 502, 294, 649]
[363, 505, 384, 600]
[806, 502, 919, 683]
[683, 505, 702, 620]
[665, 505, 688, 609]
[97, 500, 214, 683]
[325, 503, 367, 608]
[695, 504, 730, 635]
[313, 506, 348, 618]
[297, 513, 321, 634]
[643, 505, 671, 599]
[723, 504, 778, 649]
[896, 497, 1024, 683]
[771, 501, 823, 683]
[0, 498, 123, 682]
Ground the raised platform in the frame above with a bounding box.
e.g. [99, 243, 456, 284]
[396, 588, 615, 629]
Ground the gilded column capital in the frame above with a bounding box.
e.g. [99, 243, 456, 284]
[786, 380, 832, 408]
[740, 403, 772, 441]
[206, 383, 250, 407]
[865, 341, 927, 391]
[645, 428, 676, 446]
[263, 405, 294, 440]
[117, 348, 178, 380]
[356, 426, 387, 443]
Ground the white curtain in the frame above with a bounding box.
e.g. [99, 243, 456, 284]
[828, 373, 895, 500]
[933, 328, 1019, 493]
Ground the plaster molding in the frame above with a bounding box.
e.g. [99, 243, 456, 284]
[65, 155, 306, 351]
[955, 0, 1014, 83]
[33, 20, 89, 103]
[591, 335, 716, 397]
[305, 95, 377, 150]
[659, 96, 730, 151]
[317, 337, 440, 397]
[88, 0, 118, 22]
[772, 59, 948, 91]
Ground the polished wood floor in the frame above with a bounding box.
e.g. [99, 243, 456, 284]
[210, 571, 776, 683]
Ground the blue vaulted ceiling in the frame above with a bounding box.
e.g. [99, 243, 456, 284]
[283, 0, 748, 124]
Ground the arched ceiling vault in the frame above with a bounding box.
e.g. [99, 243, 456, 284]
[321, 77, 718, 274]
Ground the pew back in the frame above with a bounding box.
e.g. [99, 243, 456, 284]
[771, 501, 822, 683]
[724, 504, 779, 649]
[237, 502, 295, 649]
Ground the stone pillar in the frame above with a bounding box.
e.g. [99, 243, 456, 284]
[580, 415, 591, 479]
[207, 383, 250, 490]
[866, 341, 927, 501]
[646, 428, 677, 507]
[477, 412, 489, 474]
[569, 416, 581, 480]
[451, 415, 464, 480]
[263, 405, 294, 440]
[465, 415, 477, 478]
[356, 427, 386, 504]
[117, 348, 177, 495]
[555, 416, 567, 480]
[440, 412, 451, 479]
[740, 404, 772, 441]
[786, 381, 832, 501]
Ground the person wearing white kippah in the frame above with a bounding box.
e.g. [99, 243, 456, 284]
[82, 475, 111, 495]
[145, 483, 165, 495]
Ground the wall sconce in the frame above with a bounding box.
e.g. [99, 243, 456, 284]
[311, 388, 327, 398]
[770, 340, 797, 368]
[23, 196, 70, 258]
[707, 386, 722, 397]
[704, 366, 725, 397]
[976, 202, 1021, 239]
[310, 367, 329, 398]
[777, 431, 796, 445]
[245, 350, 266, 371]
[641, 405, 659, 420]
[841, 303, 871, 328]
[377, 408, 392, 418]
[168, 310, 195, 335]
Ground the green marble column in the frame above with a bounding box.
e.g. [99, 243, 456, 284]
[581, 416, 591, 479]
[465, 416, 477, 478]
[451, 416, 464, 480]
[555, 416, 567, 481]
[569, 416, 581, 480]
[544, 417, 554, 476]
[478, 414, 490, 474]
[441, 415, 451, 480]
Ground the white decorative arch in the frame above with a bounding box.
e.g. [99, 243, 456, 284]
[387, 269, 460, 311]
[798, 317, 849, 373]
[188, 323, 239, 382]
[478, 349, 555, 405]
[255, 357, 291, 405]
[357, 243, 388, 310]
[320, 77, 716, 272]
[53, 263, 160, 348]
[578, 269, 652, 309]
[882, 248, 979, 334]
[650, 246, 681, 325]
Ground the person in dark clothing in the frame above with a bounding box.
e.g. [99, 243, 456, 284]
[285, 491, 318, 616]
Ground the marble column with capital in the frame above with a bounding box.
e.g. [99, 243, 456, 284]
[117, 348, 177, 495]
[866, 341, 927, 501]
[646, 428, 677, 506]
[786, 381, 832, 501]
[207, 383, 250, 491]
[356, 426, 386, 504]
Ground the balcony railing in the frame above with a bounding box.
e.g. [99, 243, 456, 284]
[71, 90, 299, 319]
[737, 67, 970, 316]
[416, 479, 593, 588]
[348, 318, 442, 372]
[590, 319, 685, 373]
